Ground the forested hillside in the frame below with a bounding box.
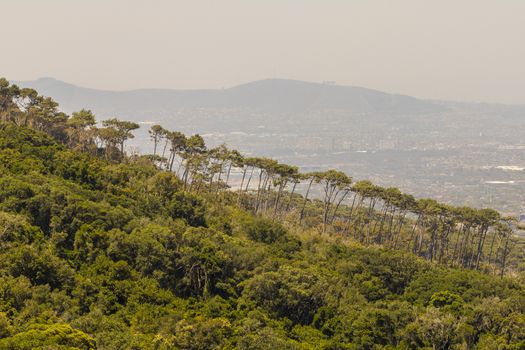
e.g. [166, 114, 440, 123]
[1, 77, 525, 349]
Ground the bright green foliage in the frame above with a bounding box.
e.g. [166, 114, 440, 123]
[244, 217, 288, 244]
[429, 291, 464, 313]
[0, 323, 95, 350]
[241, 264, 329, 325]
[169, 191, 206, 226]
[0, 119, 524, 349]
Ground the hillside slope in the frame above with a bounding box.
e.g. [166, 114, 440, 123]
[0, 124, 524, 349]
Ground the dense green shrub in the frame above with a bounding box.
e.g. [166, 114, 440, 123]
[0, 125, 523, 349]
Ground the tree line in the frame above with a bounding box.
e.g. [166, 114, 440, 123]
[0, 77, 518, 277]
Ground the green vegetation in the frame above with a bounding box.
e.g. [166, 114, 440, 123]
[1, 77, 525, 349]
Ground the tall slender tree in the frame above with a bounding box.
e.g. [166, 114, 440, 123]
[149, 124, 167, 156]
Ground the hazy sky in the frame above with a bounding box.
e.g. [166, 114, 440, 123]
[3, 0, 525, 104]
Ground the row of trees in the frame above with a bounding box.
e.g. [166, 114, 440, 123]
[144, 125, 515, 275]
[0, 78, 142, 162]
[141, 126, 517, 276]
[0, 77, 517, 276]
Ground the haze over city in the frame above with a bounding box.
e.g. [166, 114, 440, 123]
[3, 0, 525, 104]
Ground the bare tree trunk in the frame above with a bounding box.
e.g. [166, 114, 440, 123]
[452, 226, 465, 265]
[330, 189, 350, 224]
[273, 181, 287, 218]
[500, 234, 511, 278]
[182, 166, 190, 191]
[487, 230, 498, 265]
[475, 227, 488, 270]
[438, 226, 452, 264]
[361, 198, 376, 244]
[385, 207, 397, 244]
[409, 215, 422, 253]
[374, 203, 389, 243]
[343, 193, 359, 235]
[254, 171, 265, 213]
[458, 227, 471, 267]
[245, 167, 255, 192]
[321, 184, 339, 234]
[169, 152, 177, 172]
[299, 178, 314, 224]
[285, 181, 298, 212]
[262, 180, 272, 214]
[161, 138, 169, 158]
[225, 162, 232, 186]
[215, 163, 224, 195]
[391, 211, 407, 249]
[237, 167, 248, 206]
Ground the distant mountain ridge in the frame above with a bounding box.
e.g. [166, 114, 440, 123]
[14, 77, 442, 115]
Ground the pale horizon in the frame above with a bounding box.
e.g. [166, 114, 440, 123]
[3, 0, 525, 104]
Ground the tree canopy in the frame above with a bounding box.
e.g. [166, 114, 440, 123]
[0, 77, 524, 349]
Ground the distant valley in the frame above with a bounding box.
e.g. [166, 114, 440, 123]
[16, 77, 525, 214]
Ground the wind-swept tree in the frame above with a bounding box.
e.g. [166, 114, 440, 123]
[252, 157, 278, 213]
[472, 208, 500, 269]
[237, 157, 259, 205]
[101, 118, 140, 159]
[314, 169, 352, 233]
[66, 109, 97, 151]
[272, 163, 299, 217]
[285, 171, 305, 212]
[241, 157, 259, 193]
[0, 79, 23, 125]
[299, 172, 318, 224]
[348, 180, 376, 241]
[207, 144, 230, 192]
[181, 134, 206, 189]
[96, 126, 121, 161]
[27, 96, 68, 141]
[149, 124, 167, 156]
[389, 193, 417, 248]
[225, 149, 243, 188]
[166, 131, 187, 172]
[497, 217, 515, 277]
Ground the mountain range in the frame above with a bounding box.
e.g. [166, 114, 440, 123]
[15, 77, 443, 115]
